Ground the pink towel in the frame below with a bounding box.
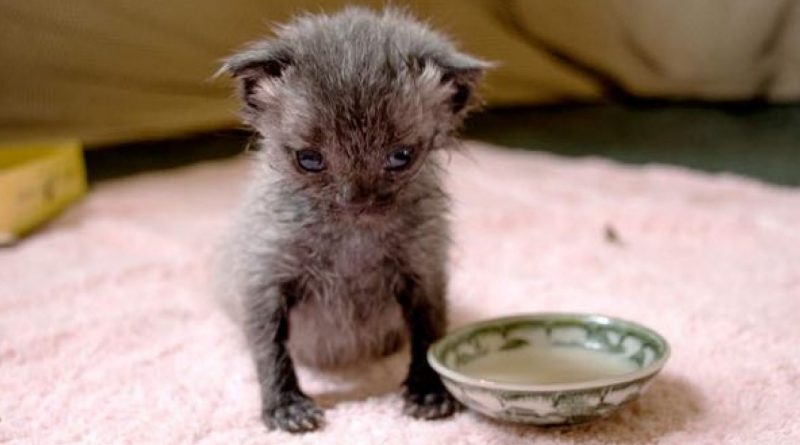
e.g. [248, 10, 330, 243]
[3, 142, 799, 444]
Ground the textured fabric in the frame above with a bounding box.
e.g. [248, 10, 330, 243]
[2, 0, 800, 144]
[2, 142, 799, 444]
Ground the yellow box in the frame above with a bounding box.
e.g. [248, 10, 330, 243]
[0, 140, 87, 245]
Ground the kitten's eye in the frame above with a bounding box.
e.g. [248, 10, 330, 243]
[385, 147, 414, 171]
[296, 149, 326, 172]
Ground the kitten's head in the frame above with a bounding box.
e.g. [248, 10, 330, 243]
[223, 8, 488, 217]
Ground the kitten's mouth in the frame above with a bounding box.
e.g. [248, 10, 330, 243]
[340, 201, 394, 220]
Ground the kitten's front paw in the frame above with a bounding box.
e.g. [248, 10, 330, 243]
[263, 393, 325, 433]
[403, 386, 461, 420]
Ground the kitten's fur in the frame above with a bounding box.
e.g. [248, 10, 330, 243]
[215, 7, 487, 433]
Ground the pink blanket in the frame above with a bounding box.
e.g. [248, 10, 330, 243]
[3, 142, 799, 444]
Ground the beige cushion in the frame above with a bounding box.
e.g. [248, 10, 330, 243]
[1, 0, 797, 145]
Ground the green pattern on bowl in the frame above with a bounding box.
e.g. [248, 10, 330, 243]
[428, 313, 670, 425]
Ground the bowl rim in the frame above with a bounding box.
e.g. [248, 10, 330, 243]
[427, 312, 671, 392]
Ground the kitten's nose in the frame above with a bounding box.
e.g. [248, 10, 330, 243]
[337, 182, 371, 210]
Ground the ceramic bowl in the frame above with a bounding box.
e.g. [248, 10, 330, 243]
[428, 313, 670, 425]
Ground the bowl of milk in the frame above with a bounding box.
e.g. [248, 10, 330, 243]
[428, 313, 670, 425]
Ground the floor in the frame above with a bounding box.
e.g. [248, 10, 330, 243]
[85, 104, 800, 186]
[12, 140, 800, 444]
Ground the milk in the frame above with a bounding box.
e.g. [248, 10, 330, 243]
[459, 346, 638, 384]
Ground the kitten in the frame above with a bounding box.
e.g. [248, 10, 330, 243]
[215, 7, 488, 433]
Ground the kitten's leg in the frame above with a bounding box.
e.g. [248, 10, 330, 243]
[397, 276, 460, 419]
[243, 283, 324, 433]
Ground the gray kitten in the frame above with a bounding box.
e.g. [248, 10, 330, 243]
[215, 7, 487, 433]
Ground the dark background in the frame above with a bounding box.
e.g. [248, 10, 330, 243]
[86, 103, 800, 186]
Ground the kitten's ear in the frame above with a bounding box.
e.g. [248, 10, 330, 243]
[220, 41, 293, 110]
[425, 51, 492, 114]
